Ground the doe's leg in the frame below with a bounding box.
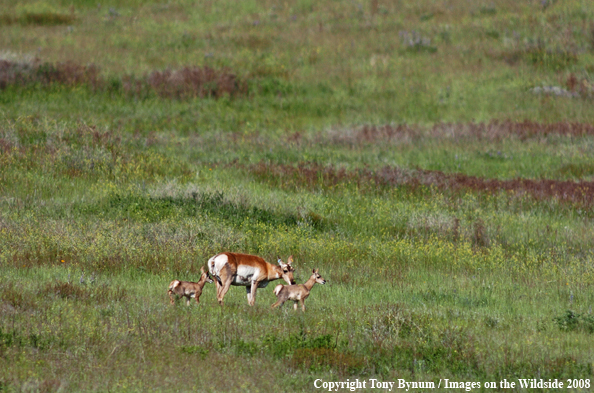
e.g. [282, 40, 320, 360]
[248, 281, 258, 306]
[215, 280, 222, 301]
[246, 285, 252, 304]
[218, 278, 233, 306]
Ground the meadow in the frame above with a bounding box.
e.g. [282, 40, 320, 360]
[1, 0, 594, 391]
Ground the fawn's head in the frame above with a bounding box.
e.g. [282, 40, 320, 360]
[311, 269, 326, 285]
[200, 266, 214, 284]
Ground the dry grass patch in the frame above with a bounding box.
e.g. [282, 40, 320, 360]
[40, 281, 128, 304]
[0, 282, 36, 311]
[0, 12, 75, 26]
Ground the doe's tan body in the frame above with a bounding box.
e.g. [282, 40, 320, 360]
[208, 252, 295, 306]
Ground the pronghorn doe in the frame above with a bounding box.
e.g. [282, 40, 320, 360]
[208, 253, 295, 306]
[271, 269, 326, 311]
[168, 267, 213, 305]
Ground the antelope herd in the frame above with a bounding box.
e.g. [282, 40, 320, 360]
[167, 253, 325, 311]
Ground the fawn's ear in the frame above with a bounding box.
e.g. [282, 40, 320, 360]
[312, 269, 316, 274]
[200, 266, 206, 274]
[287, 256, 293, 265]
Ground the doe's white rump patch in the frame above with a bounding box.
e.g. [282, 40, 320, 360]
[208, 254, 229, 276]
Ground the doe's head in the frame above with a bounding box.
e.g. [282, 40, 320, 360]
[278, 255, 296, 285]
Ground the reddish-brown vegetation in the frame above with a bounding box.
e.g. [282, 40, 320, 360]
[145, 67, 245, 99]
[290, 348, 365, 375]
[324, 121, 594, 145]
[0, 60, 246, 98]
[0, 60, 100, 89]
[247, 161, 594, 206]
[0, 12, 75, 26]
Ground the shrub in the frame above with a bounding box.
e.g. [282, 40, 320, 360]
[554, 310, 594, 333]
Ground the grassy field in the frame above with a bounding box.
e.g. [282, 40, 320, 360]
[1, 0, 594, 391]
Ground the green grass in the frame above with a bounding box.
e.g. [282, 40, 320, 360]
[2, 120, 594, 391]
[2, 0, 594, 391]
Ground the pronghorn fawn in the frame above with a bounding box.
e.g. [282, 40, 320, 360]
[271, 269, 326, 311]
[168, 267, 213, 305]
[208, 252, 295, 306]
